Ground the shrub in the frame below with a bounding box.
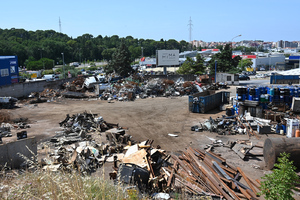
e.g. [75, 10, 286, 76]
[260, 152, 299, 200]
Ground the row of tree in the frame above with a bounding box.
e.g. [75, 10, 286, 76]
[177, 44, 253, 75]
[0, 28, 193, 68]
[0, 28, 254, 75]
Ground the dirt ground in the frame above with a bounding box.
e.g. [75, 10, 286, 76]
[0, 87, 275, 184]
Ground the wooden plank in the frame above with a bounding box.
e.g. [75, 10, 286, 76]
[256, 179, 261, 184]
[248, 176, 261, 192]
[237, 167, 258, 195]
[145, 156, 155, 178]
[246, 189, 258, 199]
[167, 160, 177, 187]
[186, 147, 235, 200]
[239, 187, 252, 200]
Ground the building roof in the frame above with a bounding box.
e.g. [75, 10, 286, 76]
[278, 68, 300, 75]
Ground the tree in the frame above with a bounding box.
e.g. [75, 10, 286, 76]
[208, 44, 242, 74]
[238, 58, 253, 71]
[260, 152, 299, 200]
[177, 53, 205, 75]
[101, 48, 115, 61]
[106, 40, 133, 76]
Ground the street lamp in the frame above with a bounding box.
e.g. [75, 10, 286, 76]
[61, 53, 65, 79]
[39, 48, 45, 70]
[231, 34, 242, 51]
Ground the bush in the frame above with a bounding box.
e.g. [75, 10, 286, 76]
[42, 70, 54, 76]
[260, 152, 299, 200]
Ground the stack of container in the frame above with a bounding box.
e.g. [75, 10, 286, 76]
[236, 85, 300, 112]
[236, 87, 247, 101]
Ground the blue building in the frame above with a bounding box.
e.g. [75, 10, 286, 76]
[0, 56, 19, 86]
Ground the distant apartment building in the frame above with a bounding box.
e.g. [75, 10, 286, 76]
[277, 40, 299, 48]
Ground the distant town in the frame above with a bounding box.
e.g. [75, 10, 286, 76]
[191, 39, 300, 53]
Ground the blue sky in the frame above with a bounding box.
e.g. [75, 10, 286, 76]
[1, 0, 299, 42]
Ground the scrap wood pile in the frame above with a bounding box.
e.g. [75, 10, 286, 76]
[108, 142, 261, 199]
[166, 147, 261, 199]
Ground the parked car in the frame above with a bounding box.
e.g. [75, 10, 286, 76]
[255, 74, 266, 78]
[239, 75, 250, 80]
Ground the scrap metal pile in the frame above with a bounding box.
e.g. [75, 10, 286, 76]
[0, 117, 30, 143]
[15, 75, 229, 105]
[191, 113, 274, 138]
[109, 143, 261, 199]
[40, 112, 134, 174]
[36, 111, 262, 199]
[99, 76, 227, 102]
[0, 97, 18, 108]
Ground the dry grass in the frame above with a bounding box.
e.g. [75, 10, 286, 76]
[0, 170, 138, 200]
[0, 111, 11, 123]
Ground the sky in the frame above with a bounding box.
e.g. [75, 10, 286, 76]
[1, 0, 299, 42]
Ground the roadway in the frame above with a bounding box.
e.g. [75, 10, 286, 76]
[239, 77, 270, 86]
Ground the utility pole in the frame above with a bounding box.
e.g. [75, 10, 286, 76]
[61, 53, 65, 79]
[188, 17, 193, 50]
[59, 17, 62, 33]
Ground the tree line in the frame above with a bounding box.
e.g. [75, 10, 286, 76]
[0, 28, 192, 69]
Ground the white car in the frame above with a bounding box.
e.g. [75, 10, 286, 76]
[255, 74, 266, 78]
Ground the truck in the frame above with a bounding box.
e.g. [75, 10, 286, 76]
[42, 74, 59, 81]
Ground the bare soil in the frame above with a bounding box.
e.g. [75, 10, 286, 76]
[0, 94, 274, 182]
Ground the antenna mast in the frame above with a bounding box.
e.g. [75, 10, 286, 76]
[188, 17, 193, 43]
[59, 17, 62, 33]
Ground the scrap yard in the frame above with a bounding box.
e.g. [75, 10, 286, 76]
[1, 75, 300, 199]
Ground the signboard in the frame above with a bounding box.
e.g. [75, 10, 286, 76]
[31, 73, 37, 78]
[156, 50, 179, 66]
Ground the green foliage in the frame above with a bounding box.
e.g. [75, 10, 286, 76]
[54, 66, 80, 78]
[19, 72, 31, 79]
[260, 152, 299, 200]
[0, 28, 193, 67]
[42, 69, 54, 76]
[234, 46, 257, 53]
[238, 58, 253, 71]
[208, 44, 242, 74]
[88, 66, 98, 71]
[26, 58, 54, 70]
[177, 54, 205, 75]
[106, 39, 133, 76]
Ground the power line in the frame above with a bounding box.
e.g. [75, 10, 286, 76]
[59, 17, 62, 33]
[188, 17, 193, 43]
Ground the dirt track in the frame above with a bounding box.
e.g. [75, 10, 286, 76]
[1, 94, 269, 181]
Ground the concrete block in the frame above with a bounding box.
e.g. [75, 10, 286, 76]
[0, 137, 37, 168]
[291, 97, 300, 113]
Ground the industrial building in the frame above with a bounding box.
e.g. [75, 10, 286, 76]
[0, 56, 19, 86]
